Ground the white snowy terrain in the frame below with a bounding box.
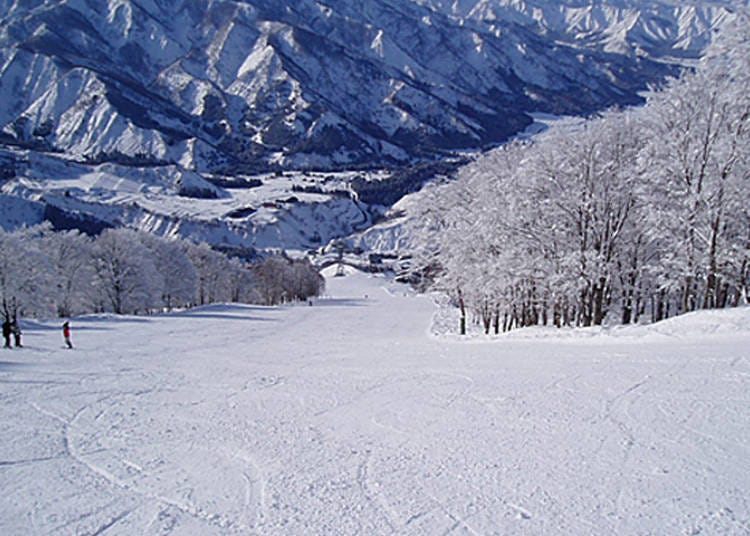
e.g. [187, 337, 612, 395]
[1, 269, 748, 535]
[0, 146, 379, 252]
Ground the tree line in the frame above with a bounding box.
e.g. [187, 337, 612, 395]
[412, 13, 750, 334]
[0, 225, 324, 321]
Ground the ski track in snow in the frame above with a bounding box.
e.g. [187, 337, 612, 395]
[1, 270, 749, 535]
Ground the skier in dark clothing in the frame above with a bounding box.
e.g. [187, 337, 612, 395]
[62, 321, 73, 349]
[11, 318, 21, 347]
[2, 319, 11, 348]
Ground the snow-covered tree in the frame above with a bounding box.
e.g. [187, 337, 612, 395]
[182, 241, 235, 306]
[139, 233, 198, 311]
[91, 228, 162, 314]
[225, 257, 259, 304]
[0, 226, 54, 320]
[526, 113, 646, 325]
[253, 254, 324, 305]
[39, 229, 95, 317]
[643, 59, 750, 313]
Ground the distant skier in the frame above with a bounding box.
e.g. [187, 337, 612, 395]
[62, 321, 73, 349]
[11, 318, 21, 347]
[2, 319, 11, 348]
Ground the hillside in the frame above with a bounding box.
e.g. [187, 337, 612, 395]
[0, 0, 734, 170]
[1, 269, 748, 534]
[0, 0, 737, 251]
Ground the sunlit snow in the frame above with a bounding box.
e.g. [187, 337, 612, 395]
[1, 269, 748, 534]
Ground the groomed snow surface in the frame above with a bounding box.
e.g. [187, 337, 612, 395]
[1, 269, 748, 535]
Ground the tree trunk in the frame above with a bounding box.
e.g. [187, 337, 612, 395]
[621, 293, 633, 325]
[457, 288, 467, 335]
[682, 276, 694, 314]
[592, 277, 607, 326]
[553, 300, 561, 328]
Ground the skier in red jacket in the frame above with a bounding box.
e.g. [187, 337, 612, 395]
[62, 321, 73, 349]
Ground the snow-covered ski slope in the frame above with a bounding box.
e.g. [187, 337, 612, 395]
[1, 269, 748, 535]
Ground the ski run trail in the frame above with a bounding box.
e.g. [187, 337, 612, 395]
[1, 268, 749, 536]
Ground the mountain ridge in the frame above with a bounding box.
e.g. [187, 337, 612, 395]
[0, 0, 738, 252]
[1, 0, 733, 172]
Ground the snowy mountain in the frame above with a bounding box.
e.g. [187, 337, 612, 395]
[420, 0, 736, 58]
[0, 0, 737, 251]
[0, 0, 735, 170]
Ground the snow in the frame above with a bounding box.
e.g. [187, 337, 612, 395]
[2, 0, 731, 174]
[1, 269, 749, 534]
[0, 145, 387, 251]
